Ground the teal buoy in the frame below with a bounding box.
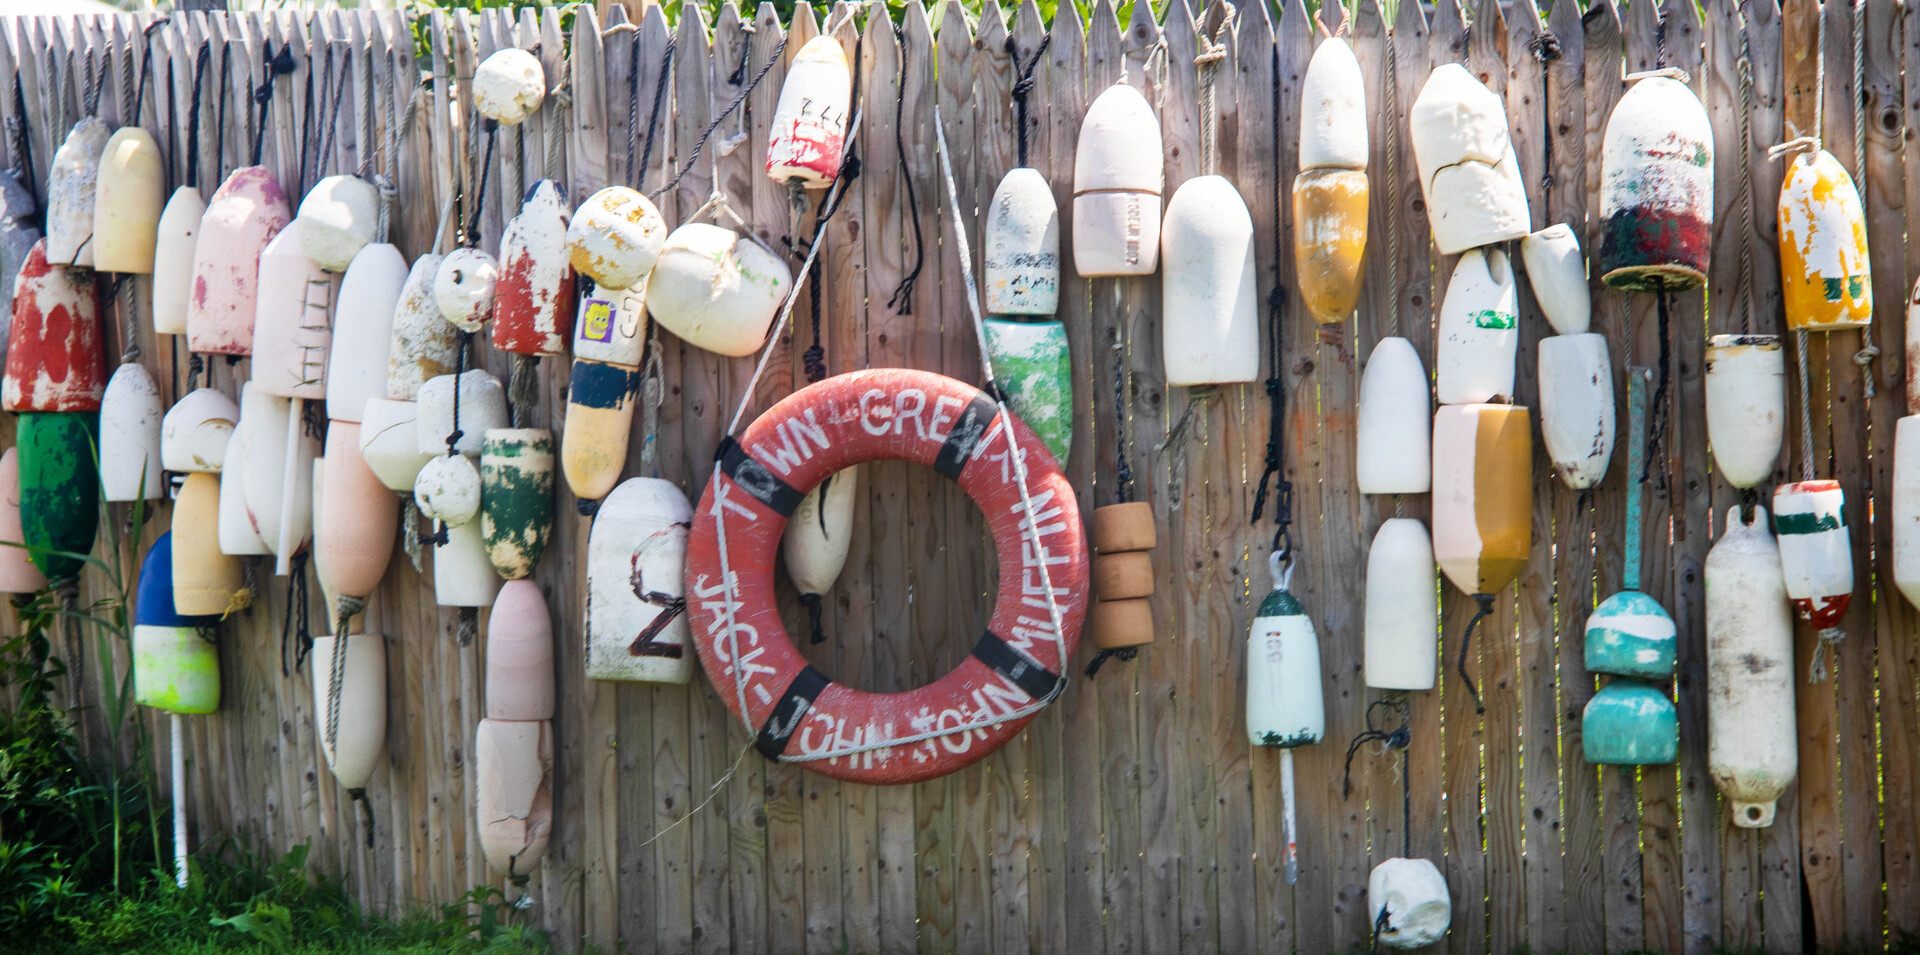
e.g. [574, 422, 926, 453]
[984, 317, 1072, 466]
[1586, 367, 1677, 680]
[1582, 678, 1678, 765]
[16, 412, 99, 584]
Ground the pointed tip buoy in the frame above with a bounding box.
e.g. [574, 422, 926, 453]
[1356, 337, 1432, 494]
[1519, 224, 1591, 335]
[494, 180, 575, 357]
[1364, 518, 1438, 691]
[1162, 175, 1259, 387]
[486, 578, 555, 720]
[152, 187, 205, 336]
[1779, 149, 1872, 332]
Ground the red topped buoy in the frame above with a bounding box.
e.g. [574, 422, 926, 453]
[5, 239, 103, 413]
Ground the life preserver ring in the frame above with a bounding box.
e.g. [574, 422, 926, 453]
[688, 368, 1090, 785]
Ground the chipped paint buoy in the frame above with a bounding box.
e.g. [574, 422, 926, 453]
[416, 453, 483, 527]
[0, 448, 46, 593]
[1706, 505, 1797, 827]
[312, 631, 386, 790]
[152, 187, 205, 335]
[1704, 334, 1784, 488]
[5, 239, 104, 412]
[161, 388, 238, 473]
[1431, 404, 1532, 597]
[317, 423, 398, 601]
[585, 477, 695, 683]
[474, 47, 547, 125]
[494, 180, 574, 356]
[645, 223, 790, 357]
[571, 281, 647, 366]
[99, 363, 164, 501]
[1436, 248, 1519, 405]
[561, 357, 640, 504]
[1293, 168, 1369, 324]
[1364, 518, 1438, 691]
[417, 370, 508, 457]
[172, 472, 247, 616]
[45, 118, 110, 268]
[1072, 82, 1162, 276]
[1246, 554, 1324, 748]
[984, 168, 1060, 315]
[359, 398, 433, 492]
[0, 171, 45, 369]
[434, 247, 498, 332]
[767, 36, 851, 187]
[487, 578, 555, 720]
[567, 186, 666, 290]
[1598, 74, 1714, 291]
[92, 127, 165, 274]
[1582, 679, 1678, 764]
[1368, 858, 1452, 949]
[15, 413, 98, 584]
[132, 533, 219, 714]
[1772, 479, 1852, 635]
[1519, 223, 1590, 334]
[387, 253, 458, 401]
[1356, 337, 1431, 494]
[325, 243, 408, 422]
[983, 318, 1071, 465]
[250, 229, 334, 400]
[187, 166, 292, 355]
[481, 429, 554, 580]
[783, 465, 859, 640]
[1409, 64, 1530, 255]
[474, 718, 553, 876]
[1586, 589, 1676, 680]
[1538, 333, 1616, 490]
[436, 517, 503, 609]
[295, 175, 379, 272]
[1161, 175, 1258, 386]
[1779, 149, 1871, 332]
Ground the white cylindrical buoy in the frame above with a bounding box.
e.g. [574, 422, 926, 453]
[1432, 404, 1533, 597]
[1779, 149, 1872, 332]
[984, 168, 1060, 315]
[494, 180, 574, 357]
[645, 223, 791, 357]
[323, 244, 408, 423]
[217, 425, 270, 556]
[1772, 479, 1852, 636]
[1520, 223, 1591, 334]
[0, 449, 47, 594]
[1368, 858, 1452, 949]
[784, 466, 860, 635]
[567, 186, 666, 290]
[1436, 248, 1520, 405]
[1072, 83, 1162, 277]
[388, 253, 458, 401]
[487, 579, 555, 720]
[435, 517, 503, 609]
[434, 247, 498, 332]
[1247, 555, 1325, 748]
[100, 363, 164, 502]
[250, 228, 334, 400]
[1704, 334, 1785, 489]
[161, 388, 238, 473]
[152, 187, 205, 335]
[1538, 333, 1617, 490]
[1364, 518, 1438, 690]
[1597, 74, 1714, 291]
[766, 36, 852, 187]
[474, 718, 553, 876]
[360, 398, 433, 492]
[571, 282, 648, 367]
[92, 127, 165, 274]
[1409, 64, 1531, 255]
[1895, 414, 1920, 608]
[187, 166, 292, 355]
[416, 453, 484, 527]
[312, 631, 386, 790]
[1356, 337, 1431, 494]
[1706, 505, 1797, 828]
[1294, 38, 1368, 325]
[295, 174, 379, 272]
[417, 370, 508, 456]
[474, 48, 547, 125]
[585, 477, 694, 683]
[1162, 175, 1258, 386]
[218, 387, 282, 557]
[172, 472, 247, 617]
[46, 118, 110, 268]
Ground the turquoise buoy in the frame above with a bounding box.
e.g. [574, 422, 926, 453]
[984, 317, 1072, 466]
[1582, 678, 1678, 765]
[1585, 589, 1676, 679]
[16, 412, 99, 583]
[132, 533, 220, 714]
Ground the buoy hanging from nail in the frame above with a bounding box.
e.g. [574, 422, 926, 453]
[584, 477, 694, 683]
[480, 429, 554, 580]
[1294, 37, 1368, 325]
[1162, 175, 1258, 386]
[1435, 248, 1519, 405]
[132, 533, 220, 714]
[1356, 337, 1431, 494]
[0, 449, 47, 593]
[5, 239, 105, 413]
[1364, 518, 1438, 691]
[187, 166, 292, 355]
[566, 186, 667, 290]
[984, 168, 1061, 315]
[92, 127, 165, 274]
[1519, 223, 1590, 335]
[1706, 505, 1797, 827]
[493, 180, 574, 357]
[767, 36, 851, 188]
[1772, 479, 1853, 640]
[1072, 82, 1162, 277]
[1431, 403, 1531, 712]
[645, 223, 790, 357]
[781, 466, 860, 646]
[1704, 334, 1785, 489]
[1409, 64, 1530, 255]
[45, 118, 110, 268]
[1597, 72, 1713, 292]
[296, 175, 380, 273]
[99, 363, 164, 502]
[16, 412, 99, 585]
[1778, 148, 1871, 332]
[1537, 333, 1616, 490]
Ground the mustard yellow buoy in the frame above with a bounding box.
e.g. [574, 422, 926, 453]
[1431, 404, 1532, 597]
[172, 472, 249, 617]
[1293, 169, 1369, 324]
[1778, 149, 1871, 332]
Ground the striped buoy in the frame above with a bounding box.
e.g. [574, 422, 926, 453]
[1706, 506, 1796, 827]
[132, 533, 219, 714]
[1356, 337, 1431, 494]
[494, 180, 574, 357]
[766, 36, 851, 187]
[1772, 479, 1852, 637]
[562, 284, 647, 504]
[584, 477, 693, 683]
[567, 186, 666, 290]
[480, 429, 554, 580]
[985, 168, 1060, 315]
[1364, 518, 1438, 691]
[1162, 175, 1258, 386]
[99, 363, 164, 502]
[296, 175, 378, 272]
[645, 223, 790, 357]
[92, 127, 165, 274]
[1537, 333, 1616, 490]
[5, 239, 104, 413]
[187, 166, 291, 355]
[45, 118, 110, 268]
[1703, 334, 1784, 489]
[1778, 149, 1872, 332]
[152, 187, 205, 335]
[1072, 82, 1162, 277]
[0, 448, 47, 593]
[1410, 64, 1530, 255]
[1436, 248, 1519, 405]
[1519, 223, 1590, 335]
[1597, 73, 1714, 292]
[1294, 37, 1368, 324]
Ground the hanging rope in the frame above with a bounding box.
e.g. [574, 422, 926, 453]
[636, 36, 675, 188]
[1250, 41, 1292, 563]
[1642, 291, 1673, 483]
[313, 52, 352, 182]
[82, 39, 101, 119]
[801, 34, 865, 385]
[886, 40, 925, 315]
[129, 19, 169, 128]
[376, 53, 416, 245]
[250, 43, 296, 168]
[1341, 694, 1414, 859]
[464, 119, 499, 248]
[1457, 593, 1494, 714]
[324, 597, 364, 749]
[544, 55, 569, 182]
[185, 42, 209, 190]
[1736, 32, 1757, 336]
[1112, 312, 1137, 504]
[1006, 34, 1052, 168]
[653, 30, 788, 199]
[8, 76, 36, 218]
[1194, 14, 1232, 176]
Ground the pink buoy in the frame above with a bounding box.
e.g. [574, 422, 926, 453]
[485, 579, 554, 721]
[187, 166, 291, 356]
[317, 423, 397, 609]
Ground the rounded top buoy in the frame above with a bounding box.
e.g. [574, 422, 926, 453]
[1300, 38, 1367, 171]
[566, 186, 666, 290]
[494, 179, 575, 357]
[92, 126, 165, 274]
[486, 578, 555, 721]
[474, 48, 547, 126]
[1779, 148, 1872, 332]
[1598, 74, 1713, 292]
[45, 117, 110, 268]
[767, 36, 852, 188]
[387, 253, 457, 401]
[296, 175, 379, 272]
[4, 238, 104, 413]
[188, 166, 292, 356]
[435, 247, 498, 332]
[1410, 63, 1531, 255]
[162, 388, 240, 473]
[646, 223, 792, 357]
[1520, 224, 1591, 335]
[984, 168, 1061, 316]
[417, 453, 483, 527]
[249, 228, 332, 400]
[1075, 83, 1163, 199]
[136, 533, 217, 629]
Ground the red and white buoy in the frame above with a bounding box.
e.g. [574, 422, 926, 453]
[766, 36, 852, 187]
[493, 180, 574, 357]
[5, 239, 104, 413]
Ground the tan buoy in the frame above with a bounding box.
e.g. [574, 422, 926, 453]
[92, 127, 165, 274]
[1410, 64, 1531, 255]
[584, 477, 694, 683]
[1779, 149, 1872, 332]
[644, 223, 790, 357]
[1356, 337, 1431, 494]
[1072, 82, 1162, 277]
[1706, 506, 1797, 827]
[1432, 404, 1532, 596]
[312, 630, 386, 792]
[473, 48, 547, 126]
[1436, 248, 1519, 405]
[486, 579, 555, 720]
[474, 718, 553, 877]
[295, 175, 379, 272]
[1364, 518, 1438, 690]
[1294, 37, 1368, 324]
[1087, 501, 1157, 658]
[325, 244, 408, 423]
[173, 472, 248, 617]
[187, 166, 292, 355]
[1520, 224, 1591, 334]
[1704, 334, 1784, 489]
[250, 228, 334, 400]
[152, 187, 205, 335]
[161, 388, 238, 473]
[0, 448, 47, 593]
[783, 466, 860, 643]
[766, 36, 851, 188]
[566, 186, 666, 290]
[1537, 333, 1616, 490]
[99, 363, 164, 502]
[1161, 175, 1258, 386]
[434, 247, 498, 332]
[493, 180, 574, 357]
[563, 284, 647, 504]
[46, 118, 110, 268]
[984, 168, 1060, 315]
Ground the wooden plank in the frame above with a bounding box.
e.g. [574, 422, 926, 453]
[1889, 0, 1920, 934]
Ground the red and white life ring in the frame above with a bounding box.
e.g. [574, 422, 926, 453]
[688, 368, 1089, 785]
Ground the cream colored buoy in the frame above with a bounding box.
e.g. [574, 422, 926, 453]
[784, 466, 859, 641]
[474, 718, 553, 876]
[217, 387, 279, 556]
[173, 472, 248, 616]
[5, 239, 105, 413]
[1896, 414, 1920, 608]
[417, 370, 508, 456]
[1247, 554, 1325, 748]
[295, 175, 379, 272]
[474, 48, 547, 126]
[480, 429, 554, 580]
[1432, 404, 1532, 597]
[359, 398, 433, 492]
[766, 36, 851, 187]
[0, 448, 47, 593]
[100, 363, 164, 502]
[984, 168, 1060, 315]
[645, 223, 791, 357]
[416, 454, 484, 527]
[566, 186, 666, 290]
[161, 388, 238, 473]
[388, 253, 458, 401]
[250, 229, 334, 400]
[1294, 38, 1368, 325]
[1356, 337, 1431, 494]
[1161, 175, 1258, 386]
[45, 118, 110, 268]
[1772, 479, 1852, 638]
[1072, 82, 1162, 277]
[1597, 74, 1714, 291]
[1436, 248, 1519, 405]
[584, 477, 694, 683]
[312, 631, 386, 790]
[1706, 505, 1797, 827]
[494, 180, 574, 357]
[317, 423, 398, 605]
[434, 247, 498, 332]
[436, 517, 503, 609]
[1367, 858, 1452, 949]
[1364, 518, 1438, 691]
[1409, 64, 1531, 255]
[1300, 38, 1368, 170]
[1537, 333, 1616, 490]
[325, 244, 408, 423]
[487, 579, 555, 719]
[1520, 223, 1590, 334]
[92, 127, 165, 274]
[152, 188, 205, 335]
[187, 166, 292, 355]
[1779, 149, 1872, 332]
[1704, 334, 1784, 488]
[217, 424, 270, 556]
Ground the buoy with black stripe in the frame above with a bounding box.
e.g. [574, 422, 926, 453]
[1706, 505, 1797, 827]
[766, 36, 851, 188]
[562, 284, 646, 505]
[1162, 175, 1258, 386]
[1409, 63, 1530, 255]
[0, 171, 45, 368]
[1432, 403, 1531, 711]
[1073, 82, 1162, 276]
[1597, 72, 1714, 292]
[132, 533, 219, 715]
[188, 166, 292, 355]
[99, 362, 164, 502]
[1538, 333, 1616, 490]
[1520, 223, 1590, 334]
[645, 223, 790, 357]
[567, 187, 666, 290]
[1357, 337, 1431, 494]
[1364, 518, 1437, 690]
[1436, 248, 1519, 405]
[16, 412, 99, 585]
[1705, 334, 1785, 489]
[1772, 479, 1852, 638]
[152, 186, 205, 335]
[6, 239, 105, 413]
[783, 465, 860, 644]
[296, 175, 378, 273]
[481, 429, 554, 580]
[92, 126, 165, 274]
[1779, 148, 1872, 332]
[0, 448, 47, 593]
[585, 477, 694, 683]
[494, 180, 574, 357]
[1294, 37, 1368, 325]
[46, 118, 110, 269]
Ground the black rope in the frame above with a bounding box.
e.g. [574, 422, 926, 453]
[465, 120, 499, 248]
[213, 42, 232, 186]
[1111, 323, 1135, 503]
[1004, 33, 1052, 168]
[130, 19, 169, 129]
[799, 592, 826, 644]
[636, 36, 675, 189]
[886, 41, 924, 315]
[1457, 593, 1494, 714]
[250, 43, 296, 167]
[185, 43, 209, 189]
[1372, 905, 1393, 955]
[727, 24, 755, 87]
[279, 551, 312, 677]
[347, 788, 375, 848]
[1340, 696, 1413, 862]
[1739, 485, 1759, 524]
[445, 330, 474, 454]
[804, 255, 827, 383]
[1251, 42, 1292, 559]
[1084, 646, 1137, 678]
[10, 77, 37, 223]
[1643, 290, 1674, 484]
[654, 31, 790, 199]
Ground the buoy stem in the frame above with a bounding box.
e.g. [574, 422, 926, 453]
[171, 714, 188, 888]
[1623, 366, 1649, 593]
[1281, 748, 1298, 885]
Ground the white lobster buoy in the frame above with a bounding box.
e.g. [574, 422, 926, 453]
[784, 466, 860, 636]
[766, 36, 851, 187]
[494, 180, 574, 357]
[487, 579, 555, 720]
[1704, 334, 1784, 488]
[360, 398, 433, 492]
[1520, 224, 1590, 334]
[584, 477, 694, 683]
[99, 363, 164, 501]
[388, 253, 458, 401]
[1294, 38, 1368, 325]
[187, 166, 292, 355]
[1896, 413, 1920, 608]
[1436, 248, 1519, 405]
[567, 187, 666, 290]
[218, 387, 284, 557]
[152, 188, 205, 335]
[312, 631, 386, 791]
[1247, 555, 1325, 748]
[1356, 337, 1431, 494]
[1706, 506, 1797, 828]
[45, 118, 110, 268]
[474, 48, 546, 125]
[474, 718, 553, 876]
[1772, 479, 1852, 636]
[434, 247, 498, 332]
[1162, 175, 1258, 386]
[571, 282, 647, 366]
[218, 423, 270, 556]
[1300, 38, 1367, 170]
[1537, 333, 1616, 490]
[92, 127, 165, 274]
[325, 244, 407, 423]
[1409, 64, 1531, 255]
[1432, 404, 1533, 596]
[296, 175, 378, 272]
[436, 518, 503, 609]
[161, 388, 238, 473]
[417, 371, 508, 456]
[250, 229, 333, 399]
[645, 223, 791, 357]
[1072, 83, 1162, 277]
[416, 454, 484, 527]
[1368, 858, 1452, 949]
[1597, 74, 1714, 291]
[1364, 518, 1438, 690]
[0, 449, 47, 593]
[984, 168, 1060, 315]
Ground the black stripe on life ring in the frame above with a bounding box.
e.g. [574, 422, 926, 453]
[755, 665, 831, 759]
[934, 394, 1002, 481]
[972, 630, 1062, 702]
[718, 436, 803, 517]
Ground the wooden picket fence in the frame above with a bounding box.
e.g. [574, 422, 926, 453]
[8, 0, 1920, 951]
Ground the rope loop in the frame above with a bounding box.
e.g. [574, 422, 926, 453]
[1768, 135, 1823, 161]
[1624, 66, 1690, 83]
